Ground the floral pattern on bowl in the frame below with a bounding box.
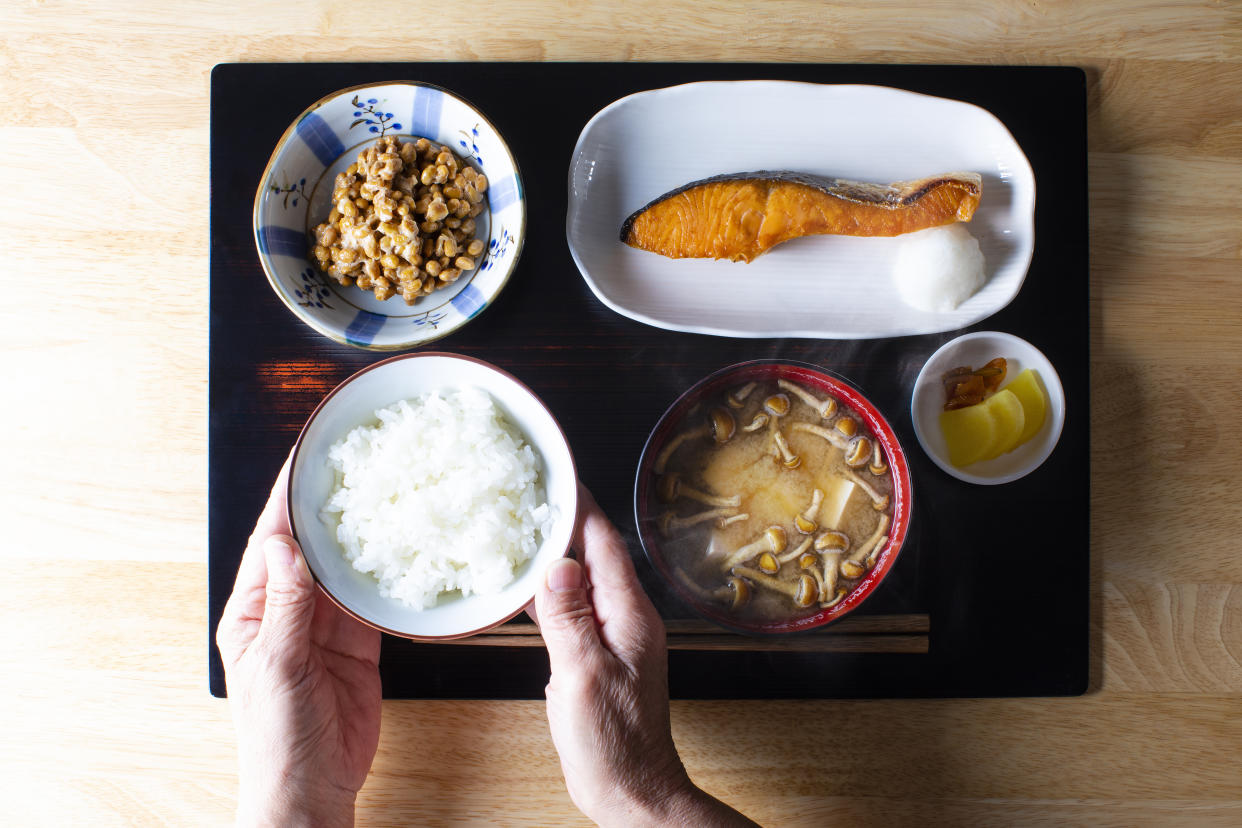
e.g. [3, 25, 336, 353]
[254, 82, 526, 350]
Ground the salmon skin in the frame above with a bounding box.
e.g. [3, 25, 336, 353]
[620, 170, 983, 263]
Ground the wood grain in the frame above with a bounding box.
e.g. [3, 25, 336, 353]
[2, 0, 1241, 825]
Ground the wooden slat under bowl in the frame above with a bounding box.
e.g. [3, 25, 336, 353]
[453, 615, 929, 653]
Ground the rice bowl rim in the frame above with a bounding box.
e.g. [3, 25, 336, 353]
[288, 351, 579, 640]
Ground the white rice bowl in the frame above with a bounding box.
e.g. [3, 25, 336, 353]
[892, 223, 987, 313]
[321, 387, 552, 610]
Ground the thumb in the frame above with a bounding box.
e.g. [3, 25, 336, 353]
[536, 557, 602, 677]
[257, 535, 316, 657]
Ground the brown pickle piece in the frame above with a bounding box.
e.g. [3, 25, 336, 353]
[976, 358, 1008, 393]
[942, 358, 1008, 411]
[943, 373, 986, 406]
[944, 394, 982, 411]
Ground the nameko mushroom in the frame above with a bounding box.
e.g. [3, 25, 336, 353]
[654, 406, 737, 473]
[731, 565, 819, 609]
[720, 525, 787, 571]
[795, 488, 824, 534]
[656, 473, 741, 509]
[741, 412, 769, 432]
[763, 393, 792, 418]
[869, 442, 888, 475]
[659, 506, 740, 536]
[717, 576, 752, 610]
[775, 535, 815, 565]
[798, 552, 847, 608]
[770, 426, 802, 469]
[761, 393, 803, 469]
[814, 530, 850, 553]
[840, 512, 891, 578]
[798, 551, 826, 598]
[777, 379, 838, 419]
[845, 469, 891, 512]
[844, 435, 873, 468]
[727, 382, 757, 409]
[675, 570, 752, 611]
[791, 421, 849, 450]
[819, 549, 843, 605]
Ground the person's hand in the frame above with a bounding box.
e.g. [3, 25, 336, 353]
[534, 485, 759, 827]
[216, 458, 383, 827]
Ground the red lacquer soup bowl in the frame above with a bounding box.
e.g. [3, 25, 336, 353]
[634, 360, 913, 635]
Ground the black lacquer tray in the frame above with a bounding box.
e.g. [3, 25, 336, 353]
[209, 62, 1088, 699]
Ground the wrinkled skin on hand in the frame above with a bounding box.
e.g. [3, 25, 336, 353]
[534, 485, 759, 828]
[216, 459, 382, 827]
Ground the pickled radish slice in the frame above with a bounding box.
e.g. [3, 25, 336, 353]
[939, 404, 997, 467]
[1007, 369, 1047, 444]
[979, 390, 1025, 461]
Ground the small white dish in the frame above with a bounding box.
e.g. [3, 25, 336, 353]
[255, 82, 526, 350]
[288, 353, 578, 640]
[566, 81, 1035, 339]
[911, 331, 1066, 485]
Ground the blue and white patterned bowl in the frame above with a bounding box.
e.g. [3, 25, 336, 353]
[253, 82, 526, 350]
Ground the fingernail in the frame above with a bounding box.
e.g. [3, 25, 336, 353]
[264, 536, 297, 570]
[546, 558, 582, 593]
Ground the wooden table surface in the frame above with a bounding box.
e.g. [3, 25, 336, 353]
[3, 2, 1240, 825]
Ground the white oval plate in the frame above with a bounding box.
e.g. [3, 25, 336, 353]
[911, 331, 1066, 485]
[566, 82, 1036, 339]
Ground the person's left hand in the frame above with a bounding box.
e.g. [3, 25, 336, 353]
[216, 458, 383, 827]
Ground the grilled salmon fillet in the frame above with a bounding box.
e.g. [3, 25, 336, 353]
[620, 171, 983, 263]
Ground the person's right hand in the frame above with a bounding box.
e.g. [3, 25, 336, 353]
[216, 459, 382, 827]
[534, 485, 759, 827]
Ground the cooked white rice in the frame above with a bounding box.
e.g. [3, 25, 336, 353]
[321, 387, 551, 609]
[892, 223, 987, 312]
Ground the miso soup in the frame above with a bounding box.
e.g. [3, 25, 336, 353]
[650, 378, 895, 625]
